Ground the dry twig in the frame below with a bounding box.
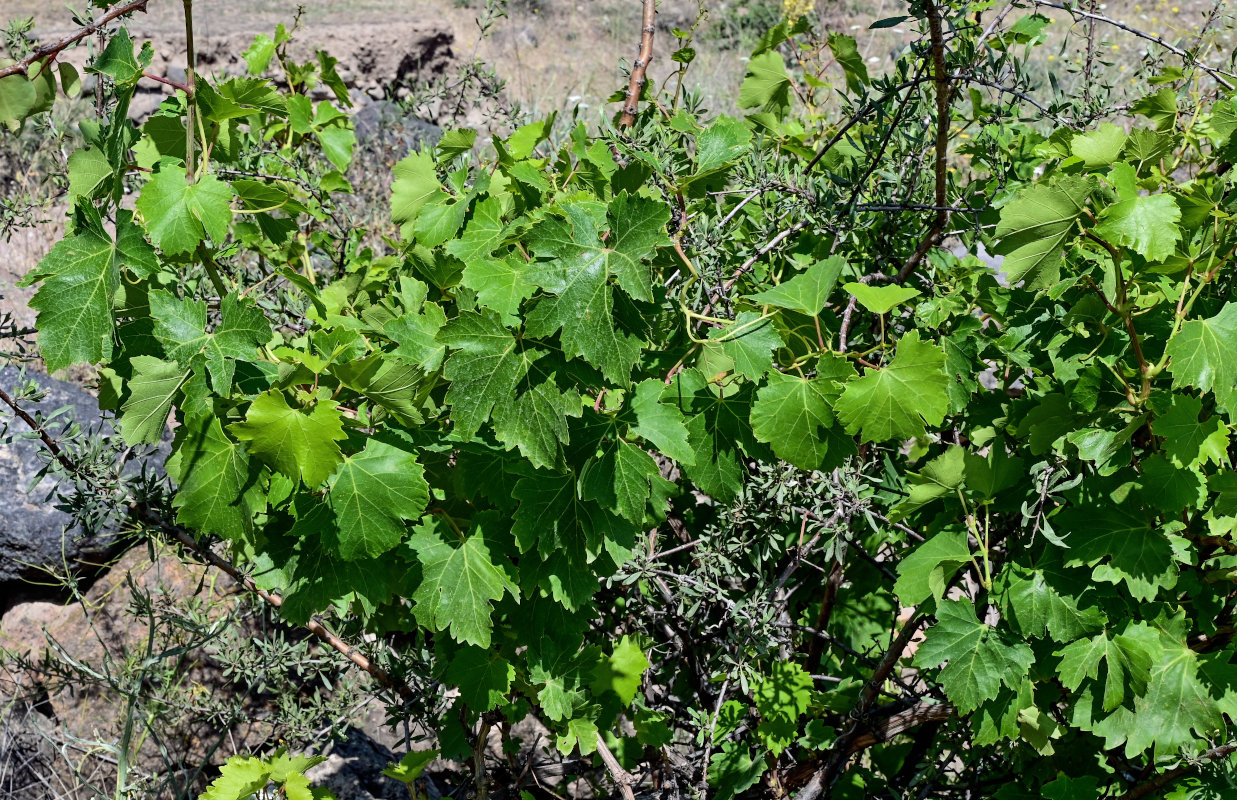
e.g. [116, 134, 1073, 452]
[619, 0, 657, 127]
[0, 0, 151, 81]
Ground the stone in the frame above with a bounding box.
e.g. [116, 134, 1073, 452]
[353, 101, 442, 153]
[0, 366, 146, 614]
[305, 727, 434, 800]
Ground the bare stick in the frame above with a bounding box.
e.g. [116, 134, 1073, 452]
[182, 0, 197, 183]
[619, 0, 657, 127]
[0, 0, 151, 80]
[595, 733, 637, 800]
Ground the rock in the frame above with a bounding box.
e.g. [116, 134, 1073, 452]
[47, 21, 454, 124]
[305, 728, 426, 800]
[0, 366, 151, 615]
[353, 101, 442, 153]
[0, 545, 251, 796]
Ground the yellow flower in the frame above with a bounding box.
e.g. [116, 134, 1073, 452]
[1172, 5, 1179, 11]
[1047, 54, 1055, 60]
[783, 0, 815, 21]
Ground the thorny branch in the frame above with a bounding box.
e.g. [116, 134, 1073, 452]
[0, 0, 151, 81]
[1035, 0, 1236, 90]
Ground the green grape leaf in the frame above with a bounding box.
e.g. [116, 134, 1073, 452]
[738, 50, 791, 111]
[993, 176, 1093, 287]
[511, 471, 635, 560]
[149, 290, 272, 394]
[694, 116, 751, 174]
[1139, 455, 1206, 514]
[747, 255, 845, 316]
[445, 196, 506, 264]
[327, 439, 429, 560]
[438, 310, 533, 438]
[526, 194, 668, 383]
[119, 356, 187, 445]
[230, 391, 347, 486]
[1165, 303, 1237, 409]
[590, 635, 650, 705]
[1156, 401, 1226, 468]
[256, 509, 394, 623]
[1071, 123, 1127, 168]
[826, 33, 869, 93]
[894, 528, 971, 606]
[835, 331, 949, 442]
[333, 355, 429, 426]
[708, 311, 784, 381]
[708, 742, 764, 800]
[444, 647, 514, 711]
[1006, 567, 1103, 642]
[409, 517, 518, 648]
[390, 150, 445, 234]
[1056, 625, 1157, 711]
[89, 29, 152, 87]
[210, 77, 288, 117]
[1058, 505, 1176, 602]
[600, 440, 673, 523]
[26, 228, 118, 371]
[1095, 627, 1222, 756]
[384, 278, 447, 371]
[243, 33, 276, 74]
[529, 644, 586, 722]
[629, 379, 695, 465]
[890, 446, 966, 521]
[914, 600, 1034, 713]
[754, 661, 813, 757]
[460, 255, 536, 321]
[0, 72, 36, 124]
[439, 311, 577, 467]
[1095, 193, 1181, 262]
[491, 375, 578, 470]
[414, 198, 467, 248]
[557, 718, 600, 757]
[843, 282, 921, 314]
[67, 146, 112, 200]
[437, 128, 477, 160]
[750, 371, 841, 470]
[201, 754, 271, 800]
[167, 415, 254, 541]
[136, 166, 233, 256]
[316, 126, 354, 172]
[670, 370, 761, 501]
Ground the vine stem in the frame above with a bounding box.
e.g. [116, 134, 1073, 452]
[0, 0, 150, 80]
[618, 0, 657, 127]
[183, 0, 198, 184]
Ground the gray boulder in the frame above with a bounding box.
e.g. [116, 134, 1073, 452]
[354, 100, 443, 153]
[0, 367, 140, 614]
